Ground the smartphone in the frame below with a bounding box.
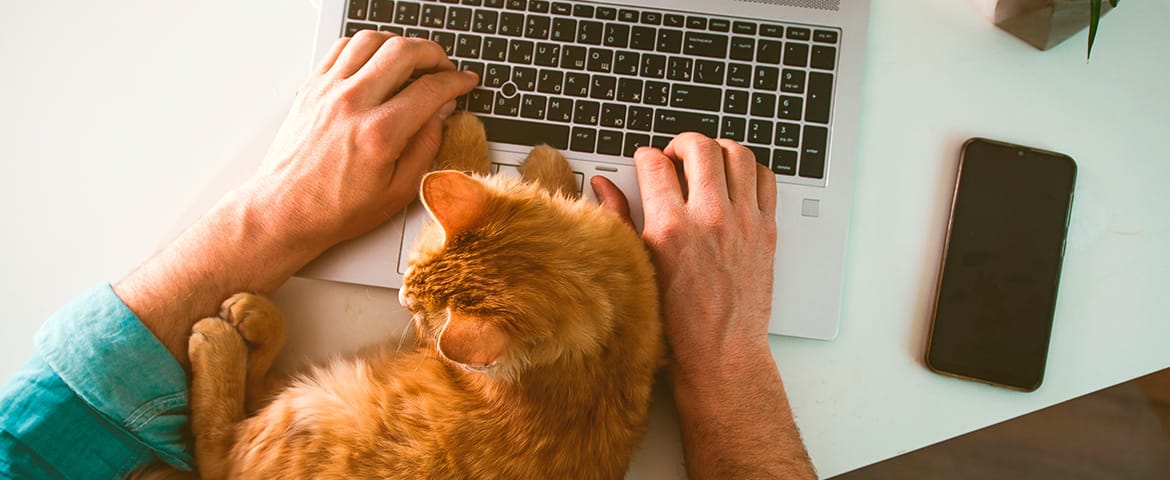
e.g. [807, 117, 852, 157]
[925, 138, 1077, 392]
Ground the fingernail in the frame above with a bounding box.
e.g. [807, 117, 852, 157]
[437, 100, 457, 120]
[463, 70, 480, 82]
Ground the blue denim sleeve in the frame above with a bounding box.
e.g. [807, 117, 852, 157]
[0, 284, 195, 479]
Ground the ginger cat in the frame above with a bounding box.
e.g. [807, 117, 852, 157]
[140, 112, 664, 479]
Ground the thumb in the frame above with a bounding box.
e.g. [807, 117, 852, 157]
[384, 111, 447, 215]
[590, 176, 635, 231]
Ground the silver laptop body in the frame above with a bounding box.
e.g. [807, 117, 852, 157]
[301, 0, 870, 340]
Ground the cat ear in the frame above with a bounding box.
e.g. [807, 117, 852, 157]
[438, 310, 508, 369]
[421, 170, 488, 236]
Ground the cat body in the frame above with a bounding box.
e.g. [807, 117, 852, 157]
[157, 113, 664, 479]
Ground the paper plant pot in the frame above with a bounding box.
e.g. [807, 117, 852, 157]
[994, 0, 1114, 50]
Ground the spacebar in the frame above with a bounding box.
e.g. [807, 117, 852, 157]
[481, 117, 570, 150]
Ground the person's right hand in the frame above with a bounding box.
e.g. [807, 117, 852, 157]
[633, 133, 779, 372]
[242, 31, 479, 253]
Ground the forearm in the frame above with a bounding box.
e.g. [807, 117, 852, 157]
[114, 182, 327, 369]
[671, 344, 816, 480]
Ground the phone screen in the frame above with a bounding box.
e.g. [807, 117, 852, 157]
[926, 138, 1076, 391]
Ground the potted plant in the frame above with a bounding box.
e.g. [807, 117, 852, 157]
[993, 0, 1119, 59]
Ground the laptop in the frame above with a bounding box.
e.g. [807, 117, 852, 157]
[300, 0, 870, 341]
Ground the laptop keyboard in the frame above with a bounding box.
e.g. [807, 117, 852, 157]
[344, 0, 839, 185]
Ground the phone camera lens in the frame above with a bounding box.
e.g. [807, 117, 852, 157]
[1017, 151, 1025, 157]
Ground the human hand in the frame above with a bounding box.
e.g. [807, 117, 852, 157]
[242, 31, 478, 251]
[633, 133, 778, 372]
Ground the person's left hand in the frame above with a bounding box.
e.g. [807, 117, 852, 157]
[241, 31, 479, 251]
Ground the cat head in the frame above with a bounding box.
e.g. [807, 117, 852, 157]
[399, 170, 642, 381]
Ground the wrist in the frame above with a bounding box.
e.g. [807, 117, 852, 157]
[670, 340, 776, 399]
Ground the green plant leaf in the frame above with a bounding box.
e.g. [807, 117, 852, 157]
[1088, 0, 1102, 60]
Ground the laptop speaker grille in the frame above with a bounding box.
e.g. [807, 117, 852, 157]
[735, 0, 840, 11]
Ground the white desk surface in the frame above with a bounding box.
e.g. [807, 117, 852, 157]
[2, 0, 1167, 477]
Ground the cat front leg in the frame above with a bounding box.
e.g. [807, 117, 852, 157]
[434, 111, 490, 174]
[188, 316, 248, 480]
[520, 145, 577, 198]
[218, 293, 286, 413]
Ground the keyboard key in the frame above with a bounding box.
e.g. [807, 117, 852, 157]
[534, 42, 560, 66]
[656, 29, 683, 54]
[778, 96, 803, 120]
[775, 122, 800, 147]
[748, 120, 773, 145]
[483, 36, 508, 61]
[631, 26, 656, 50]
[380, 25, 404, 34]
[370, 0, 395, 22]
[551, 17, 576, 41]
[564, 72, 590, 96]
[784, 42, 809, 67]
[694, 60, 725, 85]
[811, 45, 837, 70]
[520, 94, 547, 118]
[683, 32, 729, 59]
[506, 0, 526, 10]
[619, 9, 639, 23]
[499, 12, 525, 36]
[578, 20, 604, 44]
[587, 48, 614, 72]
[529, 0, 549, 13]
[495, 91, 521, 116]
[617, 78, 643, 102]
[652, 135, 672, 150]
[730, 37, 754, 61]
[395, 2, 421, 25]
[721, 117, 746, 142]
[663, 14, 685, 28]
[537, 69, 564, 94]
[781, 69, 806, 93]
[624, 133, 650, 156]
[551, 2, 572, 15]
[806, 72, 833, 124]
[405, 28, 428, 39]
[432, 32, 457, 55]
[572, 4, 594, 18]
[627, 106, 653, 131]
[751, 92, 777, 117]
[641, 12, 662, 26]
[596, 6, 617, 21]
[459, 60, 485, 83]
[483, 117, 570, 149]
[760, 23, 783, 38]
[463, 0, 481, 6]
[787, 27, 811, 41]
[604, 23, 631, 48]
[447, 6, 472, 30]
[640, 54, 666, 78]
[753, 66, 779, 90]
[666, 57, 693, 81]
[643, 81, 669, 105]
[614, 51, 639, 75]
[732, 21, 757, 35]
[468, 88, 494, 113]
[772, 149, 798, 175]
[747, 146, 770, 167]
[345, 22, 378, 36]
[600, 103, 626, 128]
[449, 34, 481, 59]
[597, 129, 623, 155]
[571, 127, 597, 152]
[670, 84, 721, 111]
[348, 0, 369, 20]
[687, 16, 707, 30]
[547, 97, 572, 122]
[473, 10, 499, 33]
[484, 63, 510, 87]
[561, 45, 586, 69]
[590, 75, 617, 100]
[723, 89, 749, 114]
[814, 30, 839, 44]
[727, 63, 751, 87]
[757, 39, 783, 64]
[512, 66, 537, 90]
[508, 39, 535, 64]
[654, 109, 719, 137]
[708, 19, 730, 32]
[485, 0, 505, 8]
[525, 15, 551, 39]
[799, 125, 827, 178]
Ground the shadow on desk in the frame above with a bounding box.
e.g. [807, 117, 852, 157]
[834, 368, 1170, 479]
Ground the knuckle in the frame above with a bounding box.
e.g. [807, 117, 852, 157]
[350, 29, 383, 43]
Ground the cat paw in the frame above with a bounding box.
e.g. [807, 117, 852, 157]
[436, 111, 490, 174]
[521, 145, 577, 198]
[189, 317, 247, 367]
[218, 293, 286, 352]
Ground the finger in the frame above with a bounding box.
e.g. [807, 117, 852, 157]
[372, 69, 479, 154]
[756, 164, 778, 217]
[351, 37, 461, 103]
[384, 114, 447, 215]
[590, 176, 635, 230]
[634, 147, 684, 217]
[715, 139, 758, 206]
[663, 133, 729, 204]
[314, 37, 351, 75]
[329, 30, 398, 78]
